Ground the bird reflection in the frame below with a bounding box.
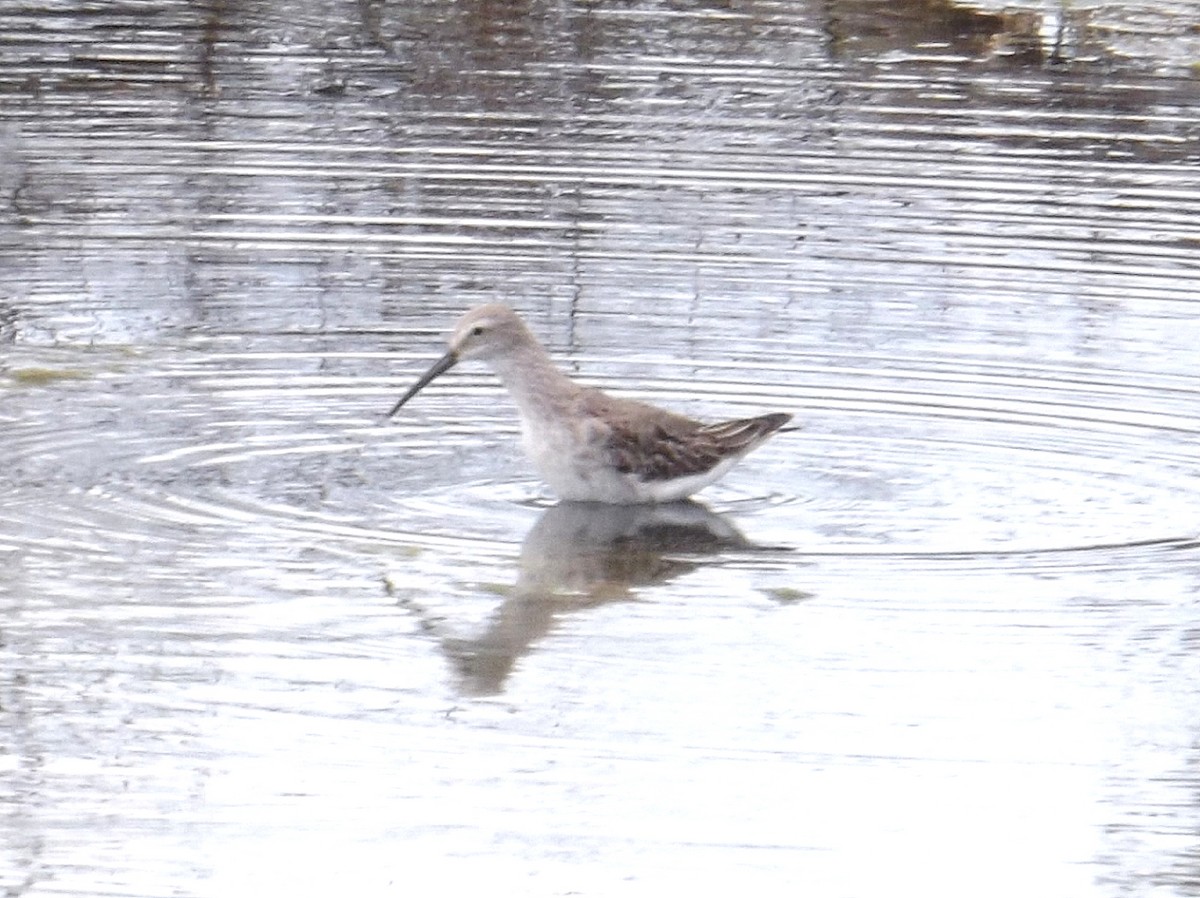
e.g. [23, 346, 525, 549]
[403, 500, 755, 696]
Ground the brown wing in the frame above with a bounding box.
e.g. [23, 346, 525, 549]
[606, 419, 723, 482]
[599, 402, 793, 483]
[695, 413, 793, 451]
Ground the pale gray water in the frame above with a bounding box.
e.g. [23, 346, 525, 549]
[1, 1, 1199, 896]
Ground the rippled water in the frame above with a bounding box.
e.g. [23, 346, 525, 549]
[2, 1, 1199, 896]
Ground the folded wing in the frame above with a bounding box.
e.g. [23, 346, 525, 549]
[606, 412, 792, 483]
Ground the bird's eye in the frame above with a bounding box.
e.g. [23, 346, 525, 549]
[471, 325, 485, 336]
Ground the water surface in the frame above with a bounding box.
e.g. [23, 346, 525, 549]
[2, 1, 1199, 896]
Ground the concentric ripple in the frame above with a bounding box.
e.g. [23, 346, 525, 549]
[3, 2, 1200, 892]
[4, 339, 1197, 576]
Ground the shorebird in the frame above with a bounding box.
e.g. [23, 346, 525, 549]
[387, 304, 792, 504]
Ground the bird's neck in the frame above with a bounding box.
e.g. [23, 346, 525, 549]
[489, 342, 577, 419]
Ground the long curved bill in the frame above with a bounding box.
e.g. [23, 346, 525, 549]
[387, 350, 459, 418]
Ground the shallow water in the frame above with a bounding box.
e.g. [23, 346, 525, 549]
[2, 1, 1199, 896]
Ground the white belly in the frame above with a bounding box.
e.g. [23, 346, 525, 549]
[520, 422, 738, 505]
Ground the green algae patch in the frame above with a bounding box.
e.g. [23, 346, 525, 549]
[763, 586, 814, 604]
[9, 367, 92, 386]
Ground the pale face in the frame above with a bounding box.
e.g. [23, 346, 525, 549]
[388, 304, 528, 418]
[448, 304, 527, 363]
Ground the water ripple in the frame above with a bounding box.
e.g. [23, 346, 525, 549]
[3, 2, 1200, 892]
